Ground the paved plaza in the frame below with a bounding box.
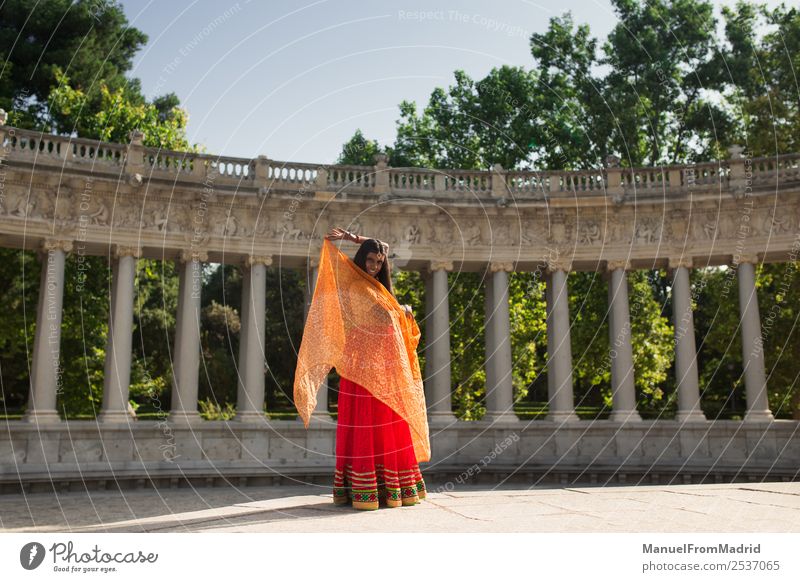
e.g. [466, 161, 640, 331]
[1, 481, 798, 533]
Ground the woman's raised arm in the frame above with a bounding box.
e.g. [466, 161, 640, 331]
[325, 226, 363, 244]
[326, 227, 387, 252]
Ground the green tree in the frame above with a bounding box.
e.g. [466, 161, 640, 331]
[57, 255, 111, 416]
[337, 129, 384, 165]
[529, 12, 608, 169]
[715, 1, 800, 155]
[391, 67, 543, 170]
[0, 251, 39, 414]
[128, 259, 179, 417]
[447, 272, 488, 419]
[602, 0, 726, 165]
[47, 69, 197, 150]
[0, 0, 147, 128]
[509, 272, 548, 404]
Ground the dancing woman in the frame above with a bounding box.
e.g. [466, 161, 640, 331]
[293, 227, 430, 510]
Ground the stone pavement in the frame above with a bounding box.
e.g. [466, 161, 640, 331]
[1, 481, 798, 533]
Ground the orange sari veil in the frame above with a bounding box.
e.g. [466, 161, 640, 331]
[293, 238, 431, 462]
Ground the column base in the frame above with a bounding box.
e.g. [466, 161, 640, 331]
[235, 410, 267, 423]
[675, 409, 708, 422]
[428, 411, 458, 425]
[744, 409, 775, 422]
[168, 410, 202, 424]
[22, 410, 61, 423]
[546, 410, 580, 423]
[483, 411, 520, 423]
[610, 409, 643, 423]
[98, 410, 136, 423]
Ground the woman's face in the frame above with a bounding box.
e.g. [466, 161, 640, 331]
[365, 251, 384, 277]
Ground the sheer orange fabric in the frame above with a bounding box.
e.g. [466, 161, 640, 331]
[293, 238, 431, 463]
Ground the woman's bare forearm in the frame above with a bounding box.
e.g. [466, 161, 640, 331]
[325, 227, 369, 244]
[343, 230, 369, 245]
[328, 226, 387, 251]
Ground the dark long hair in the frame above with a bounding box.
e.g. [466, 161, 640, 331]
[353, 238, 392, 294]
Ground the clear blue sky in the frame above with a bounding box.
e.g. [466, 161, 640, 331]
[118, 0, 783, 164]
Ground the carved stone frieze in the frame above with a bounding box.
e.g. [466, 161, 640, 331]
[462, 219, 482, 246]
[2, 156, 800, 272]
[403, 222, 421, 245]
[578, 220, 601, 245]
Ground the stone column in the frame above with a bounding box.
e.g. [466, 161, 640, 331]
[669, 258, 706, 422]
[236, 255, 272, 422]
[484, 269, 496, 400]
[425, 260, 456, 422]
[169, 249, 206, 424]
[606, 260, 642, 422]
[303, 256, 330, 419]
[423, 270, 436, 412]
[485, 261, 518, 422]
[99, 245, 141, 423]
[546, 260, 579, 422]
[545, 270, 553, 409]
[237, 261, 252, 417]
[25, 238, 72, 423]
[737, 256, 774, 422]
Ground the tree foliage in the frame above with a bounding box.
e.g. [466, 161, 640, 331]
[357, 0, 800, 419]
[0, 0, 147, 129]
[47, 69, 196, 150]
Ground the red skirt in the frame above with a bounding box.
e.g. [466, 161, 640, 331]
[333, 376, 426, 510]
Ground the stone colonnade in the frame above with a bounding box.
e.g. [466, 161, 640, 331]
[23, 237, 776, 425]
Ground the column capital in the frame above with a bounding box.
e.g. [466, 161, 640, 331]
[245, 254, 273, 268]
[547, 258, 572, 273]
[489, 260, 514, 273]
[114, 245, 142, 259]
[179, 248, 208, 263]
[429, 259, 453, 272]
[606, 259, 631, 272]
[40, 237, 73, 255]
[668, 256, 693, 270]
[736, 253, 760, 265]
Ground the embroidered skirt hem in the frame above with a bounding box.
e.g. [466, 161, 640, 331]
[334, 376, 426, 511]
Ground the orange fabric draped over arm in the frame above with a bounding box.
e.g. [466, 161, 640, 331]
[293, 238, 431, 463]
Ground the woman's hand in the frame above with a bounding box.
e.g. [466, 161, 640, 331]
[325, 227, 348, 241]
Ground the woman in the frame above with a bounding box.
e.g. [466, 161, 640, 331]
[293, 227, 430, 511]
